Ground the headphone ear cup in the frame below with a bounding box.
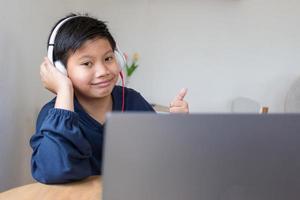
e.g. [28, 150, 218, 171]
[114, 50, 126, 70]
[54, 60, 68, 75]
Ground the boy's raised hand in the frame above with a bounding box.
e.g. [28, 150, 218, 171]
[40, 57, 73, 94]
[169, 88, 189, 113]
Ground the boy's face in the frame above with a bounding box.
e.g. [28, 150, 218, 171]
[66, 38, 120, 100]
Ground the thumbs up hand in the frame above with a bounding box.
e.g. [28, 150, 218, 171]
[169, 88, 189, 113]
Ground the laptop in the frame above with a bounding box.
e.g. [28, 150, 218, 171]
[102, 113, 300, 200]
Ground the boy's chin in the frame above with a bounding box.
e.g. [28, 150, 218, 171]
[91, 88, 114, 98]
[76, 87, 114, 100]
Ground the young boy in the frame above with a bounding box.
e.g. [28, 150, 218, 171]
[30, 14, 189, 184]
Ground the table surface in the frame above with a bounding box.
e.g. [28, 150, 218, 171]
[0, 176, 102, 200]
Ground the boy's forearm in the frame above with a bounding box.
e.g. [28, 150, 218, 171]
[55, 85, 74, 111]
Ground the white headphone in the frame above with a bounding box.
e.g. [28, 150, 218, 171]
[47, 16, 127, 75]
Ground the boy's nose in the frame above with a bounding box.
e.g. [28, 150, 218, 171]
[94, 62, 109, 77]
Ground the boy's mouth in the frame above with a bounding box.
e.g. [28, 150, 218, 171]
[91, 78, 114, 88]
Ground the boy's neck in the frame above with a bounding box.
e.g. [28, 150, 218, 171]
[75, 94, 113, 125]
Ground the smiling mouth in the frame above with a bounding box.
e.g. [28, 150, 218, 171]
[91, 79, 113, 88]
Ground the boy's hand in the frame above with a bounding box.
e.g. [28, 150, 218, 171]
[40, 57, 73, 94]
[169, 88, 189, 113]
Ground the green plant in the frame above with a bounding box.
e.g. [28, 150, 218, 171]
[125, 53, 139, 78]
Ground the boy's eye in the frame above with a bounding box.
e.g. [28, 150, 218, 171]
[81, 61, 93, 67]
[105, 56, 115, 62]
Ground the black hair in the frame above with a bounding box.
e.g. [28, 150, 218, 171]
[48, 13, 116, 67]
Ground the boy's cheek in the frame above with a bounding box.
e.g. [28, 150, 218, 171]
[69, 75, 89, 86]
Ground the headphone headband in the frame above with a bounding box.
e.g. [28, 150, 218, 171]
[47, 15, 126, 73]
[47, 16, 79, 64]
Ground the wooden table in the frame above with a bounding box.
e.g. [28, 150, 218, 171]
[0, 176, 102, 200]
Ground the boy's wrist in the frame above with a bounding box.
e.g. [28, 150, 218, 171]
[55, 85, 74, 111]
[57, 83, 73, 95]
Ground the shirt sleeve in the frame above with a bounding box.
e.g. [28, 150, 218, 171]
[30, 105, 92, 184]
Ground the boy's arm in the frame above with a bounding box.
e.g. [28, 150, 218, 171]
[30, 106, 92, 184]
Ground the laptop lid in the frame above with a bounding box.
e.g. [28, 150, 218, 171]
[102, 113, 300, 200]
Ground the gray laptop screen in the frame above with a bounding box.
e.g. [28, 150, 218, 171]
[103, 113, 300, 200]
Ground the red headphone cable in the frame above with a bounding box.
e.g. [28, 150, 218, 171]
[119, 71, 125, 112]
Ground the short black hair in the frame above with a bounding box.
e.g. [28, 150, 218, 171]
[48, 13, 116, 67]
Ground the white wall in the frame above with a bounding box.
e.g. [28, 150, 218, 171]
[111, 0, 300, 112]
[0, 0, 299, 191]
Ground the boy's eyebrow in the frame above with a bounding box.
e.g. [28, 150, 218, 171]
[78, 55, 93, 60]
[103, 50, 114, 55]
[78, 50, 114, 60]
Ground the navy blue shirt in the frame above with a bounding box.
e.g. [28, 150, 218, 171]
[30, 86, 155, 184]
